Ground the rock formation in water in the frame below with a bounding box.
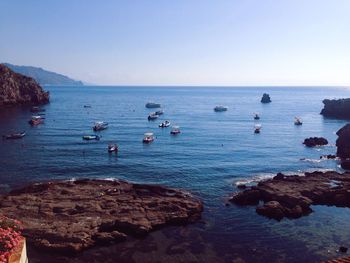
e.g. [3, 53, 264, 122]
[261, 93, 271, 103]
[336, 124, 350, 169]
[0, 179, 203, 254]
[303, 137, 328, 147]
[0, 64, 49, 106]
[230, 171, 350, 220]
[320, 99, 350, 119]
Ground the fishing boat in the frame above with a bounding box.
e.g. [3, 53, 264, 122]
[254, 124, 262, 133]
[143, 132, 154, 143]
[148, 113, 159, 121]
[30, 106, 45, 113]
[170, 125, 181, 135]
[93, 121, 108, 131]
[3, 131, 26, 140]
[145, 102, 161, 108]
[108, 144, 118, 153]
[214, 105, 228, 112]
[28, 116, 44, 126]
[159, 120, 171, 128]
[294, 117, 303, 126]
[155, 110, 164, 115]
[254, 113, 260, 120]
[82, 135, 100, 141]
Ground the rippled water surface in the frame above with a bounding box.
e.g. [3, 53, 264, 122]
[1, 86, 350, 262]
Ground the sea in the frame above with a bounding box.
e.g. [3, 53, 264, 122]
[1, 86, 350, 263]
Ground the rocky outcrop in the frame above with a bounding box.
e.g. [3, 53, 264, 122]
[303, 137, 328, 147]
[321, 99, 350, 119]
[230, 171, 350, 220]
[336, 124, 350, 170]
[261, 93, 271, 103]
[0, 179, 203, 254]
[0, 64, 49, 106]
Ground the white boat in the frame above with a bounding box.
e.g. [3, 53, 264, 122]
[159, 120, 171, 128]
[214, 106, 228, 112]
[108, 144, 118, 153]
[93, 121, 108, 131]
[143, 132, 154, 143]
[294, 117, 303, 126]
[254, 124, 262, 133]
[83, 135, 100, 140]
[170, 125, 181, 135]
[148, 113, 159, 121]
[145, 102, 161, 108]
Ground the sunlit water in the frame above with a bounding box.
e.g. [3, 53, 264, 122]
[1, 86, 350, 262]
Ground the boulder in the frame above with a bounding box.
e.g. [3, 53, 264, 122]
[303, 137, 328, 147]
[261, 93, 271, 103]
[256, 201, 285, 220]
[336, 124, 350, 159]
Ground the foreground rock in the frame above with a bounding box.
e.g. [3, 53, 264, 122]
[336, 124, 350, 170]
[230, 171, 350, 220]
[0, 64, 49, 106]
[303, 137, 328, 147]
[261, 93, 271, 103]
[0, 179, 202, 254]
[321, 98, 350, 119]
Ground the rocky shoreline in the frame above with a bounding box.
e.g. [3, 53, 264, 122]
[0, 179, 203, 255]
[321, 98, 350, 119]
[230, 171, 350, 220]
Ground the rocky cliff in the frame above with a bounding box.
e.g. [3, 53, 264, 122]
[0, 64, 49, 106]
[321, 98, 350, 119]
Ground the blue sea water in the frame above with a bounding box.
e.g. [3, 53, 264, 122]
[1, 86, 350, 262]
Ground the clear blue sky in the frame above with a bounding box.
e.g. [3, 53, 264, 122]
[0, 0, 349, 86]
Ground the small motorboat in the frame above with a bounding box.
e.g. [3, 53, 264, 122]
[170, 126, 181, 135]
[294, 117, 303, 126]
[145, 102, 161, 108]
[159, 120, 171, 128]
[214, 105, 228, 112]
[254, 113, 260, 120]
[148, 113, 159, 121]
[254, 124, 262, 133]
[155, 110, 164, 115]
[84, 105, 92, 108]
[93, 121, 108, 131]
[29, 116, 44, 126]
[108, 144, 118, 153]
[30, 106, 45, 113]
[83, 135, 100, 141]
[143, 132, 154, 143]
[3, 131, 26, 140]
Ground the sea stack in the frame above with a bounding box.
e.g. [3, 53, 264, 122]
[303, 137, 328, 147]
[0, 63, 49, 107]
[336, 124, 350, 169]
[261, 93, 271, 103]
[320, 98, 350, 119]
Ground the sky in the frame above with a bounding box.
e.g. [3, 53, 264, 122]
[0, 0, 349, 86]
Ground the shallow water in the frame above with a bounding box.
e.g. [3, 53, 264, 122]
[1, 86, 350, 262]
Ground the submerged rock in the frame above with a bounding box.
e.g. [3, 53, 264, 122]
[230, 171, 350, 220]
[0, 179, 203, 254]
[321, 99, 350, 119]
[0, 64, 49, 106]
[261, 93, 271, 103]
[303, 137, 328, 147]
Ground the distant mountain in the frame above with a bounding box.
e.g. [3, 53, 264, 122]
[3, 63, 83, 86]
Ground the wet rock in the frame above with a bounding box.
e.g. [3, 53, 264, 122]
[0, 64, 49, 106]
[341, 159, 350, 170]
[339, 246, 348, 253]
[237, 184, 247, 189]
[337, 124, 350, 159]
[303, 137, 328, 147]
[0, 179, 203, 254]
[261, 93, 271, 103]
[230, 171, 350, 220]
[321, 99, 350, 119]
[320, 154, 336, 160]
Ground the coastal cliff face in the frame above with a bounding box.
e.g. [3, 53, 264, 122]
[0, 64, 49, 106]
[321, 99, 350, 119]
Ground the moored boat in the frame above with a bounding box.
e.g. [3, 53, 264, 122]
[148, 113, 159, 121]
[254, 113, 260, 120]
[254, 124, 262, 133]
[145, 102, 161, 108]
[108, 144, 118, 153]
[294, 117, 303, 126]
[82, 135, 100, 141]
[170, 125, 181, 135]
[93, 121, 108, 131]
[214, 105, 228, 112]
[159, 120, 171, 128]
[3, 131, 26, 140]
[143, 132, 154, 143]
[30, 106, 45, 113]
[29, 116, 44, 126]
[155, 110, 164, 115]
